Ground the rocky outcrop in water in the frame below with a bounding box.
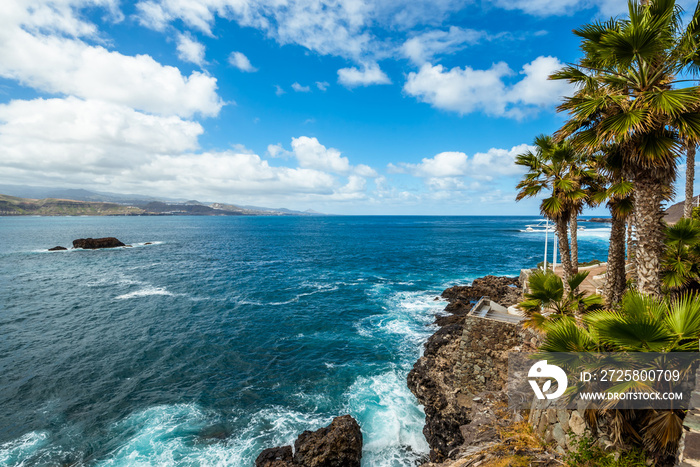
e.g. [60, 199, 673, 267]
[48, 246, 67, 251]
[255, 415, 363, 467]
[408, 275, 540, 464]
[72, 237, 125, 249]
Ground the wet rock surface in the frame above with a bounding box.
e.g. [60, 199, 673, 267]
[255, 415, 362, 467]
[48, 246, 67, 251]
[72, 237, 125, 249]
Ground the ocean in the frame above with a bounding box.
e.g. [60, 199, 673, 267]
[0, 216, 611, 466]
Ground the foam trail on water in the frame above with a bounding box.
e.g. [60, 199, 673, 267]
[115, 286, 175, 300]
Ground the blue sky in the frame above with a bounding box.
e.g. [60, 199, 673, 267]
[0, 0, 697, 214]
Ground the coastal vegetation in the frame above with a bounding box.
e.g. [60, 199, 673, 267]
[537, 291, 700, 458]
[519, 270, 603, 330]
[513, 0, 700, 462]
[550, 0, 700, 297]
[515, 135, 593, 285]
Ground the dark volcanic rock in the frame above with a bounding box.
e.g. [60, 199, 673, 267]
[48, 246, 67, 251]
[72, 237, 125, 249]
[255, 415, 362, 467]
[294, 415, 362, 467]
[441, 275, 520, 307]
[585, 217, 613, 223]
[408, 275, 524, 463]
[256, 446, 294, 467]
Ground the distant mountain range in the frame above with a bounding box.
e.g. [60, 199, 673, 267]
[0, 184, 327, 217]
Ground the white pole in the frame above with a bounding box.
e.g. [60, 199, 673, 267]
[553, 229, 558, 272]
[544, 219, 549, 271]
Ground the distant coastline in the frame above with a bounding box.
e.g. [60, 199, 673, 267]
[0, 193, 325, 217]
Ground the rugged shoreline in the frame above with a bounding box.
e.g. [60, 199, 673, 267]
[407, 275, 556, 466]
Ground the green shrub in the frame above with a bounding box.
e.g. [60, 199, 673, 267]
[564, 434, 648, 467]
[692, 206, 700, 221]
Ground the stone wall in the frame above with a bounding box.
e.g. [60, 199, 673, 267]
[674, 366, 700, 466]
[455, 315, 538, 397]
[528, 399, 589, 455]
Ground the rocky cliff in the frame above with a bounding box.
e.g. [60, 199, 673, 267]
[408, 276, 558, 466]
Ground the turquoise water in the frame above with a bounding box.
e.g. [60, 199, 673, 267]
[0, 216, 611, 466]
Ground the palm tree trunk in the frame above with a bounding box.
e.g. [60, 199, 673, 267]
[604, 216, 626, 305]
[556, 217, 573, 290]
[570, 216, 579, 273]
[633, 175, 665, 297]
[685, 143, 696, 219]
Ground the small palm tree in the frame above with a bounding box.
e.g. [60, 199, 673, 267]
[519, 270, 603, 330]
[516, 135, 590, 285]
[662, 217, 700, 292]
[540, 290, 700, 457]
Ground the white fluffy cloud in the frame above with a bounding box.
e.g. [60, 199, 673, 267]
[176, 33, 206, 65]
[137, 152, 339, 196]
[136, 0, 372, 59]
[489, 0, 582, 16]
[228, 51, 257, 72]
[487, 0, 698, 17]
[404, 62, 511, 116]
[469, 144, 532, 180]
[394, 151, 469, 178]
[337, 63, 391, 88]
[292, 82, 311, 92]
[0, 2, 223, 118]
[0, 97, 203, 176]
[402, 27, 485, 65]
[133, 0, 484, 62]
[0, 101, 374, 201]
[291, 136, 377, 176]
[389, 144, 531, 192]
[403, 56, 572, 118]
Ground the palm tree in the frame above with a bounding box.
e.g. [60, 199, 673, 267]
[591, 146, 635, 305]
[551, 0, 700, 296]
[662, 217, 700, 292]
[518, 270, 603, 330]
[569, 161, 600, 273]
[540, 290, 700, 456]
[685, 142, 696, 219]
[515, 135, 590, 285]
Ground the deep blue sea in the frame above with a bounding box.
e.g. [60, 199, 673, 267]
[0, 216, 611, 466]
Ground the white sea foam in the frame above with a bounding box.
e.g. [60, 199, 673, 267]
[0, 431, 49, 466]
[356, 289, 442, 348]
[95, 404, 242, 467]
[348, 287, 444, 464]
[87, 274, 143, 288]
[345, 370, 429, 466]
[134, 241, 163, 246]
[115, 286, 176, 300]
[94, 403, 334, 467]
[577, 227, 612, 241]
